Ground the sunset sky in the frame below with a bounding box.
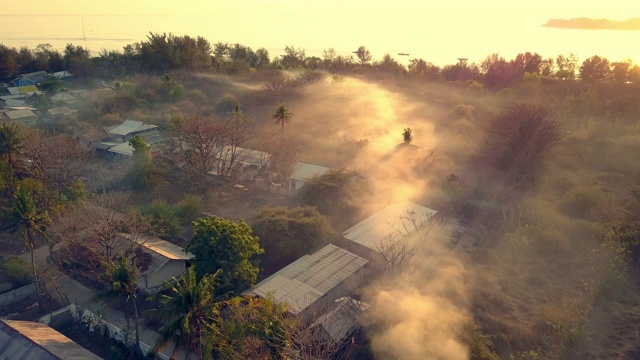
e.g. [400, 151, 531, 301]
[4, 1, 639, 65]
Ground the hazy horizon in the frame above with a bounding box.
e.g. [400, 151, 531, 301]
[2, 1, 639, 66]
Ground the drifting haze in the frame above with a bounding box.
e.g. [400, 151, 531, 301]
[544, 17, 640, 31]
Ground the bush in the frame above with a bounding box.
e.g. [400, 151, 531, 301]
[142, 199, 180, 236]
[0, 257, 32, 286]
[176, 194, 203, 224]
[215, 93, 239, 114]
[560, 182, 608, 219]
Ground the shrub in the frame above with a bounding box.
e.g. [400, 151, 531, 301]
[0, 257, 31, 286]
[176, 194, 203, 224]
[142, 199, 180, 236]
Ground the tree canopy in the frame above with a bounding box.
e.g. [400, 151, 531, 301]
[186, 216, 263, 296]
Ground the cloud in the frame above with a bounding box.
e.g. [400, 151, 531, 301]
[543, 17, 640, 31]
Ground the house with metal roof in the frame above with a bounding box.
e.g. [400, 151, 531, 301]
[243, 244, 368, 320]
[7, 85, 41, 96]
[106, 120, 158, 142]
[208, 146, 271, 180]
[341, 200, 438, 261]
[0, 319, 102, 360]
[10, 71, 48, 87]
[120, 234, 195, 295]
[48, 106, 76, 116]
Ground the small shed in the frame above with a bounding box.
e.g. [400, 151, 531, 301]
[243, 244, 368, 320]
[0, 319, 102, 360]
[342, 200, 437, 261]
[48, 106, 76, 116]
[121, 234, 195, 295]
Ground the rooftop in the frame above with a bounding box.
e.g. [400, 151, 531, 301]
[342, 200, 437, 252]
[310, 297, 369, 343]
[290, 161, 331, 182]
[244, 244, 368, 315]
[0, 319, 102, 360]
[108, 120, 158, 137]
[5, 108, 36, 120]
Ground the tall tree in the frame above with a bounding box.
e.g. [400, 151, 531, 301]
[0, 123, 23, 172]
[272, 104, 293, 138]
[147, 267, 222, 359]
[251, 206, 336, 273]
[580, 55, 612, 81]
[403, 127, 413, 144]
[483, 103, 565, 186]
[186, 216, 263, 296]
[355, 46, 372, 65]
[170, 115, 228, 189]
[10, 185, 50, 312]
[95, 256, 143, 357]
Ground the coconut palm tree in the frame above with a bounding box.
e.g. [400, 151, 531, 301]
[146, 267, 222, 359]
[0, 123, 23, 171]
[402, 127, 413, 144]
[272, 104, 293, 138]
[10, 185, 50, 312]
[95, 256, 143, 358]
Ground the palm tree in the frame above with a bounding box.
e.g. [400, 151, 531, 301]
[146, 267, 222, 359]
[402, 127, 413, 144]
[95, 256, 143, 358]
[11, 185, 50, 312]
[0, 123, 23, 171]
[272, 104, 293, 138]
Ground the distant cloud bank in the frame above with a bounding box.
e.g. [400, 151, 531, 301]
[543, 17, 640, 31]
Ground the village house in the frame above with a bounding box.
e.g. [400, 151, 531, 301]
[120, 234, 195, 295]
[243, 244, 368, 321]
[341, 200, 438, 262]
[9, 70, 48, 87]
[97, 119, 161, 159]
[257, 161, 331, 197]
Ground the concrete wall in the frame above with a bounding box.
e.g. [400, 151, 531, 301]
[40, 304, 172, 360]
[0, 283, 35, 307]
[142, 261, 185, 295]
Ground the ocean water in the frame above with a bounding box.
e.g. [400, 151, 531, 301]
[1, 14, 638, 66]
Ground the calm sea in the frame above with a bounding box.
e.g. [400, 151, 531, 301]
[1, 14, 638, 66]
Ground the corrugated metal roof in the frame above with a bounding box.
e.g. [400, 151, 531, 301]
[6, 108, 36, 120]
[121, 234, 194, 261]
[342, 201, 437, 252]
[106, 142, 134, 156]
[217, 146, 270, 168]
[245, 244, 368, 314]
[310, 297, 368, 343]
[108, 120, 157, 137]
[290, 161, 331, 181]
[3, 99, 25, 107]
[0, 320, 102, 360]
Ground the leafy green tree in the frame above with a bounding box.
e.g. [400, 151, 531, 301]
[186, 216, 263, 295]
[272, 104, 293, 138]
[251, 206, 336, 273]
[95, 256, 143, 357]
[579, 55, 612, 81]
[207, 295, 294, 360]
[612, 61, 631, 82]
[127, 136, 166, 190]
[141, 199, 180, 236]
[10, 185, 50, 312]
[299, 169, 360, 217]
[147, 267, 222, 359]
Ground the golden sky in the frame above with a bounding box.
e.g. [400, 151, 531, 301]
[4, 1, 640, 65]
